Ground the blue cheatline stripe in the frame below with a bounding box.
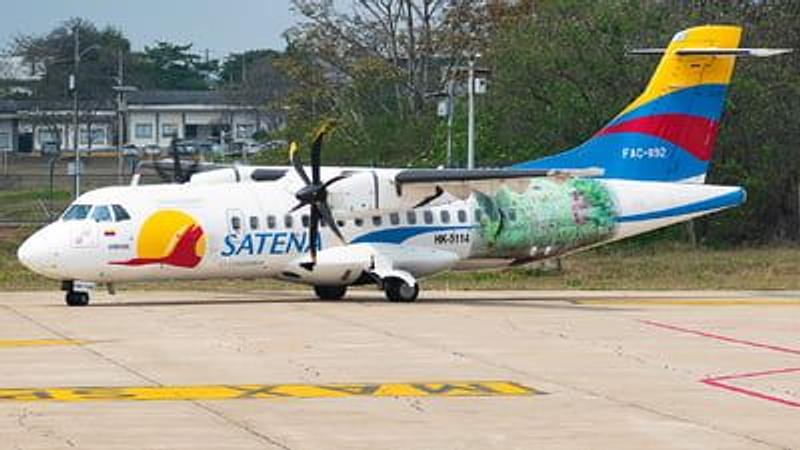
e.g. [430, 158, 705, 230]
[616, 188, 746, 223]
[351, 225, 475, 245]
[513, 133, 708, 182]
[607, 84, 728, 127]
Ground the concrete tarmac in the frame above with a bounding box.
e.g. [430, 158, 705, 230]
[0, 289, 798, 449]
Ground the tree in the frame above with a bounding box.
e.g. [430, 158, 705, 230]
[130, 42, 218, 90]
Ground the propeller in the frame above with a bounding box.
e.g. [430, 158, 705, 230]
[290, 122, 348, 270]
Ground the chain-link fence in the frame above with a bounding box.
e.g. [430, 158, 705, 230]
[0, 154, 165, 224]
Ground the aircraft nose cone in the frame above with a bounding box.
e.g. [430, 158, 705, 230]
[17, 229, 54, 275]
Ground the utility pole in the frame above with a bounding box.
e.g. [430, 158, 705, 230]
[445, 78, 454, 168]
[466, 56, 475, 169]
[72, 27, 81, 199]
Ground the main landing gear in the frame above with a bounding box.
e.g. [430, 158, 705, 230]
[62, 281, 90, 307]
[383, 278, 419, 303]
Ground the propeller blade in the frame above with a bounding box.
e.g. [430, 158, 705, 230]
[289, 141, 311, 186]
[290, 201, 309, 213]
[311, 134, 321, 185]
[318, 201, 346, 244]
[307, 206, 320, 268]
[322, 174, 349, 189]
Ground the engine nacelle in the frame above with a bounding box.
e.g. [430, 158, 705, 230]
[327, 170, 421, 218]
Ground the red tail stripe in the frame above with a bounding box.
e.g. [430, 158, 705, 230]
[597, 114, 719, 162]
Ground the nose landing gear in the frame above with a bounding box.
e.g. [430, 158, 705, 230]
[62, 280, 90, 307]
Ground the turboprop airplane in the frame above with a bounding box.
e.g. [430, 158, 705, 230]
[17, 25, 790, 306]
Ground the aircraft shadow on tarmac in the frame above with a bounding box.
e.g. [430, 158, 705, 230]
[84, 294, 635, 312]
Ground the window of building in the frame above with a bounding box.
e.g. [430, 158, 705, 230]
[38, 129, 59, 145]
[389, 212, 400, 226]
[266, 215, 276, 229]
[135, 123, 153, 139]
[406, 211, 417, 225]
[372, 216, 382, 226]
[0, 132, 10, 150]
[236, 124, 256, 140]
[91, 205, 112, 223]
[249, 216, 259, 230]
[80, 127, 107, 146]
[111, 205, 131, 222]
[284, 215, 293, 228]
[423, 210, 434, 224]
[162, 123, 178, 138]
[457, 210, 468, 223]
[440, 210, 451, 224]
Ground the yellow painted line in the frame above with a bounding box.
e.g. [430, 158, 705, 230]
[574, 299, 800, 307]
[0, 339, 85, 348]
[0, 380, 541, 403]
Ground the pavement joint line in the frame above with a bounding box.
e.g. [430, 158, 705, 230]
[0, 304, 290, 449]
[301, 307, 784, 449]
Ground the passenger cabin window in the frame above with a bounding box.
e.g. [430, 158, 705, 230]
[284, 215, 293, 228]
[457, 210, 468, 223]
[474, 209, 483, 223]
[440, 210, 451, 224]
[266, 215, 277, 229]
[389, 212, 400, 226]
[406, 211, 417, 225]
[249, 216, 259, 230]
[337, 220, 345, 228]
[231, 216, 242, 231]
[112, 205, 131, 222]
[91, 205, 113, 223]
[302, 215, 310, 228]
[423, 210, 434, 224]
[372, 216, 382, 226]
[354, 218, 364, 227]
[507, 209, 518, 222]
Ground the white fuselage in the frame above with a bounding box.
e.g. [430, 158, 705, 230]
[18, 166, 744, 286]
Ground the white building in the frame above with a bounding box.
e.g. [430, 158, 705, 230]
[0, 90, 283, 153]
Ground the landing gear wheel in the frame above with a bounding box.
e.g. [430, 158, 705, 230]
[384, 279, 419, 303]
[65, 291, 89, 307]
[314, 285, 348, 300]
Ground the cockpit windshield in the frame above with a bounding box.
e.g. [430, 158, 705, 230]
[62, 204, 132, 222]
[62, 204, 92, 221]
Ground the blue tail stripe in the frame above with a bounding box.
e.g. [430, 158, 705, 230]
[616, 189, 745, 223]
[514, 133, 708, 181]
[607, 84, 728, 127]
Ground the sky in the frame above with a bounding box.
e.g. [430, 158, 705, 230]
[0, 0, 300, 58]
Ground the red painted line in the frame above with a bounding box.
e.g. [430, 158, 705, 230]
[701, 368, 800, 408]
[639, 319, 800, 356]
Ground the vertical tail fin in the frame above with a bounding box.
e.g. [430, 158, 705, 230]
[516, 25, 743, 183]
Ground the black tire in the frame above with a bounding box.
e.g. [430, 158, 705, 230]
[314, 285, 348, 300]
[65, 292, 89, 307]
[384, 279, 419, 303]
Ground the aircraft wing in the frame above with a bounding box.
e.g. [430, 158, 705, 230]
[393, 167, 604, 201]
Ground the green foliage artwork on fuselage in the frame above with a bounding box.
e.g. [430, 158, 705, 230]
[475, 178, 616, 257]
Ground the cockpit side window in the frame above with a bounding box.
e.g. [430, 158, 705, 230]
[112, 204, 131, 222]
[62, 204, 92, 221]
[91, 205, 113, 222]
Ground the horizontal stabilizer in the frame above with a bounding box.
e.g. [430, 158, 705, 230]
[628, 47, 793, 57]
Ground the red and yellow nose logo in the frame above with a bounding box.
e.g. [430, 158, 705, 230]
[112, 210, 206, 268]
